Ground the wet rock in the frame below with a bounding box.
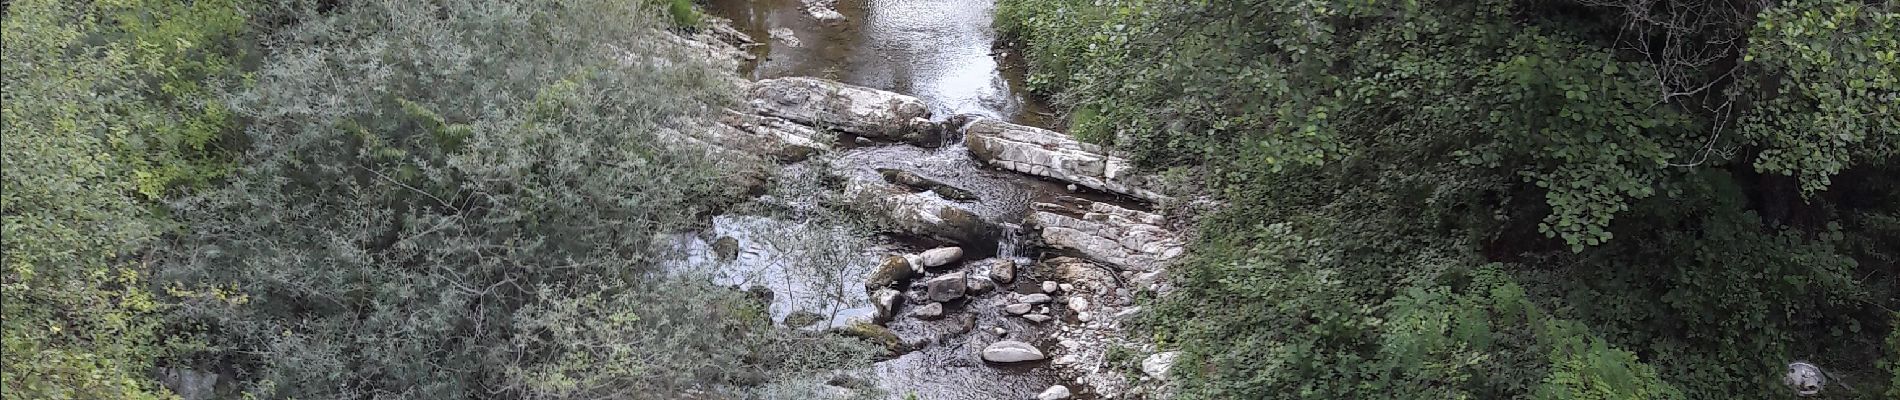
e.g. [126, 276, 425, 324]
[913, 302, 945, 320]
[841, 176, 997, 245]
[916, 246, 964, 268]
[802, 0, 846, 24]
[865, 255, 917, 291]
[966, 276, 994, 294]
[711, 236, 740, 261]
[989, 260, 1016, 283]
[1030, 199, 1185, 269]
[980, 340, 1047, 363]
[925, 273, 967, 302]
[1005, 303, 1033, 315]
[709, 110, 835, 161]
[1042, 281, 1060, 294]
[784, 310, 825, 328]
[767, 27, 801, 47]
[1024, 314, 1053, 323]
[1037, 385, 1073, 400]
[836, 321, 906, 354]
[1020, 293, 1053, 304]
[1060, 283, 1075, 293]
[963, 118, 1170, 203]
[1143, 351, 1181, 379]
[1076, 312, 1093, 322]
[878, 168, 980, 202]
[872, 288, 903, 323]
[746, 77, 931, 141]
[746, 285, 775, 305]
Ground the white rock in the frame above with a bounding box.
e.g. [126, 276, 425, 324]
[992, 327, 1007, 335]
[1024, 314, 1053, 323]
[965, 118, 1170, 204]
[1068, 297, 1090, 312]
[917, 247, 964, 267]
[1077, 312, 1093, 322]
[1142, 351, 1181, 379]
[1020, 293, 1053, 304]
[967, 276, 995, 294]
[1042, 281, 1060, 294]
[980, 340, 1046, 363]
[1005, 303, 1033, 315]
[1054, 355, 1080, 365]
[1036, 385, 1072, 400]
[1059, 283, 1075, 293]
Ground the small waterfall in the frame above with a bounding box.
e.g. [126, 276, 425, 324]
[995, 222, 1028, 264]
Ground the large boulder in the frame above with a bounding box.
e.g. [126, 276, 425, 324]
[746, 77, 932, 142]
[963, 118, 1170, 203]
[924, 273, 967, 302]
[842, 176, 997, 245]
[980, 340, 1047, 363]
[865, 255, 917, 291]
[1029, 198, 1184, 269]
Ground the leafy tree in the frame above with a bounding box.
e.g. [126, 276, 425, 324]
[1001, 0, 1899, 397]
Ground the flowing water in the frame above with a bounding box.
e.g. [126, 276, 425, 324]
[695, 1, 1094, 398]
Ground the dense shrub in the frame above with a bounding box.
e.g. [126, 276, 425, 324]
[145, 0, 874, 397]
[1002, 0, 1898, 397]
[2, 0, 254, 397]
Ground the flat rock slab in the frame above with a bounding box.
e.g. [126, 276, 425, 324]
[964, 118, 1169, 203]
[746, 77, 932, 141]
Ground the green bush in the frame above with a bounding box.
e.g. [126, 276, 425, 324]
[1004, 0, 1899, 397]
[144, 0, 864, 397]
[2, 0, 254, 397]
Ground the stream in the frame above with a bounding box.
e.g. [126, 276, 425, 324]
[662, 1, 1108, 399]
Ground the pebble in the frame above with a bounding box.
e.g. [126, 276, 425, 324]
[1024, 314, 1053, 323]
[1042, 281, 1060, 294]
[1068, 297, 1090, 312]
[1020, 293, 1053, 304]
[1078, 312, 1093, 322]
[993, 327, 1007, 335]
[1059, 283, 1075, 293]
[1038, 385, 1072, 400]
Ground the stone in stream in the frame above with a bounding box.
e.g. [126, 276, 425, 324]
[966, 276, 994, 295]
[1023, 314, 1053, 323]
[916, 246, 964, 268]
[871, 288, 903, 323]
[988, 260, 1016, 283]
[1004, 303, 1032, 315]
[1037, 384, 1072, 400]
[924, 273, 967, 302]
[979, 340, 1047, 363]
[1029, 199, 1186, 269]
[912, 302, 944, 320]
[712, 236, 740, 261]
[1041, 281, 1060, 294]
[836, 321, 906, 354]
[864, 255, 916, 291]
[1020, 293, 1053, 304]
[745, 77, 931, 142]
[963, 118, 1172, 203]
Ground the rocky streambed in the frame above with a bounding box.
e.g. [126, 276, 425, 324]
[661, 2, 1187, 399]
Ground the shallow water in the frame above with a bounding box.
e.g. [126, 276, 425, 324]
[700, 1, 1095, 398]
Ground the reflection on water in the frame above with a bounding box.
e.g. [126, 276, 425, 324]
[707, 0, 1055, 126]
